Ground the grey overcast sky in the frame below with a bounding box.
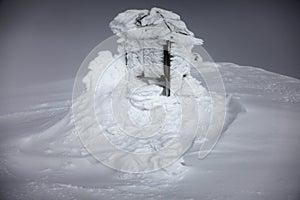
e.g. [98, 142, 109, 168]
[0, 0, 299, 93]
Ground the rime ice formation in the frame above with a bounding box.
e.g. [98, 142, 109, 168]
[109, 7, 204, 95]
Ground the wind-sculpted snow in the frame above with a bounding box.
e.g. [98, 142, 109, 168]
[218, 63, 300, 103]
[73, 50, 214, 173]
[1, 63, 300, 199]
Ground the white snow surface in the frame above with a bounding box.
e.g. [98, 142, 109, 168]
[0, 62, 300, 199]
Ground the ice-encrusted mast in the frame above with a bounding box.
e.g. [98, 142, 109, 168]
[110, 7, 203, 96]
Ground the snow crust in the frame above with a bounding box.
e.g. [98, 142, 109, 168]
[1, 62, 299, 199]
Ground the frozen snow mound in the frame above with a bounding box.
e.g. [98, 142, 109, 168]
[72, 50, 214, 173]
[73, 8, 216, 171]
[217, 62, 300, 103]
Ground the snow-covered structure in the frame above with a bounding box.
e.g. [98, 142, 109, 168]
[110, 7, 203, 96]
[72, 7, 215, 173]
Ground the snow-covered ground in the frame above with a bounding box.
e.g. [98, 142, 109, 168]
[0, 63, 299, 200]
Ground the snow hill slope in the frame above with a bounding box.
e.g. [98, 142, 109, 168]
[0, 63, 299, 200]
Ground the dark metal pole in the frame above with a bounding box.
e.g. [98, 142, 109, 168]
[163, 40, 171, 96]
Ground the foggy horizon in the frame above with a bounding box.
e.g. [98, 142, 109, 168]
[0, 0, 299, 95]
